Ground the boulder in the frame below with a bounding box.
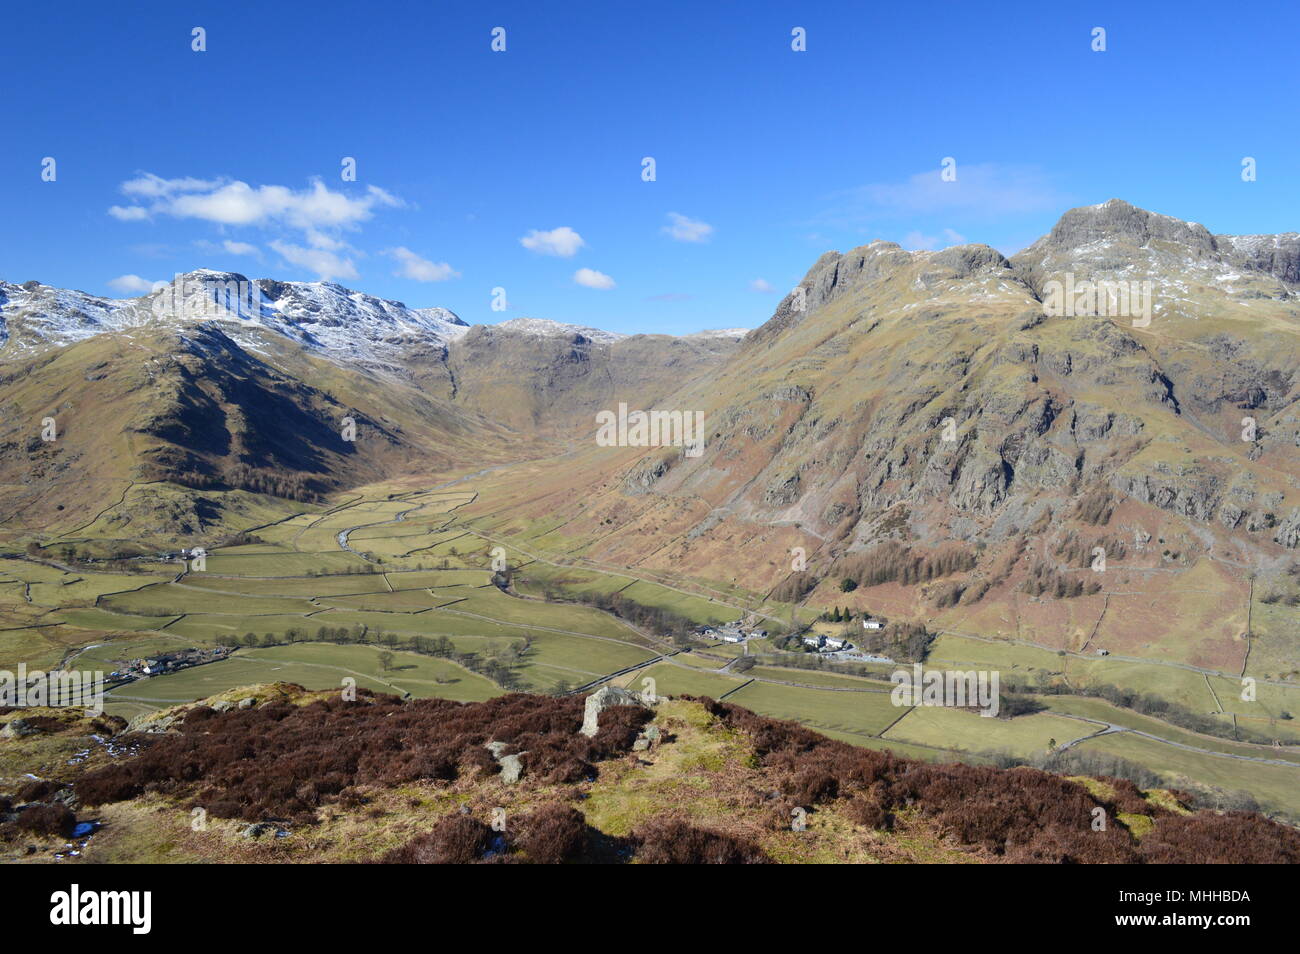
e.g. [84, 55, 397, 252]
[127, 713, 180, 734]
[580, 686, 653, 738]
[1, 718, 40, 739]
[498, 753, 525, 784]
[483, 740, 525, 783]
[632, 723, 662, 752]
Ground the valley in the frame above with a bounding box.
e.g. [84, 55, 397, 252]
[4, 463, 1298, 820]
[3, 199, 1299, 865]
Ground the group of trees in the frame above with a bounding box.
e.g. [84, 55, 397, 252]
[1073, 489, 1115, 526]
[1000, 672, 1292, 745]
[855, 620, 934, 662]
[1023, 561, 1102, 599]
[770, 571, 817, 603]
[228, 625, 530, 691]
[532, 583, 700, 646]
[1055, 532, 1127, 567]
[835, 542, 979, 590]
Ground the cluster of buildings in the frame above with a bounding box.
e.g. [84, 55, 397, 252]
[802, 632, 852, 652]
[801, 613, 887, 654]
[111, 647, 231, 680]
[697, 620, 767, 644]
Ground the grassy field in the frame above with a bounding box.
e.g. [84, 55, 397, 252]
[883, 705, 1087, 759]
[1043, 694, 1300, 764]
[104, 642, 501, 717]
[1075, 730, 1300, 817]
[723, 680, 900, 740]
[5, 476, 1298, 821]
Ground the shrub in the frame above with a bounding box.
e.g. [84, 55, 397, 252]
[75, 691, 648, 822]
[632, 817, 770, 864]
[1138, 812, 1300, 864]
[516, 804, 588, 864]
[381, 813, 494, 864]
[15, 804, 77, 838]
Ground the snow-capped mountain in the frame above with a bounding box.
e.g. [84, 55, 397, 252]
[0, 270, 470, 366]
[686, 327, 750, 339]
[492, 317, 627, 344]
[0, 272, 751, 365]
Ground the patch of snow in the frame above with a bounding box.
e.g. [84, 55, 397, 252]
[493, 317, 626, 344]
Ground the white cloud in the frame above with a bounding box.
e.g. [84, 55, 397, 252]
[750, 278, 776, 293]
[520, 226, 585, 257]
[106, 274, 159, 294]
[270, 240, 359, 281]
[305, 229, 346, 251]
[386, 247, 459, 282]
[111, 175, 407, 281]
[109, 175, 403, 231]
[108, 205, 150, 221]
[120, 173, 221, 199]
[573, 268, 615, 290]
[662, 212, 713, 243]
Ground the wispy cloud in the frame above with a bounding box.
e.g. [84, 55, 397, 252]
[109, 174, 403, 232]
[662, 212, 713, 243]
[106, 274, 159, 294]
[269, 241, 358, 281]
[520, 226, 585, 257]
[108, 173, 410, 281]
[750, 278, 776, 293]
[386, 247, 459, 282]
[574, 267, 615, 289]
[901, 228, 966, 250]
[818, 163, 1069, 226]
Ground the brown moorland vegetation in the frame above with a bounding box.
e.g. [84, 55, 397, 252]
[74, 692, 652, 823]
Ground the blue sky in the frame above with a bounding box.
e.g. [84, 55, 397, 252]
[2, 0, 1296, 334]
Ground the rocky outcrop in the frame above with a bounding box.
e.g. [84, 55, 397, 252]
[1, 718, 40, 739]
[579, 686, 654, 738]
[1273, 509, 1300, 549]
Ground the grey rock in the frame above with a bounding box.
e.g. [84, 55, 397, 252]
[237, 696, 257, 710]
[580, 686, 653, 738]
[1273, 509, 1300, 549]
[1, 718, 40, 739]
[498, 753, 525, 784]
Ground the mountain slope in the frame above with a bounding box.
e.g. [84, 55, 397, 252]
[0, 270, 741, 541]
[447, 201, 1299, 674]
